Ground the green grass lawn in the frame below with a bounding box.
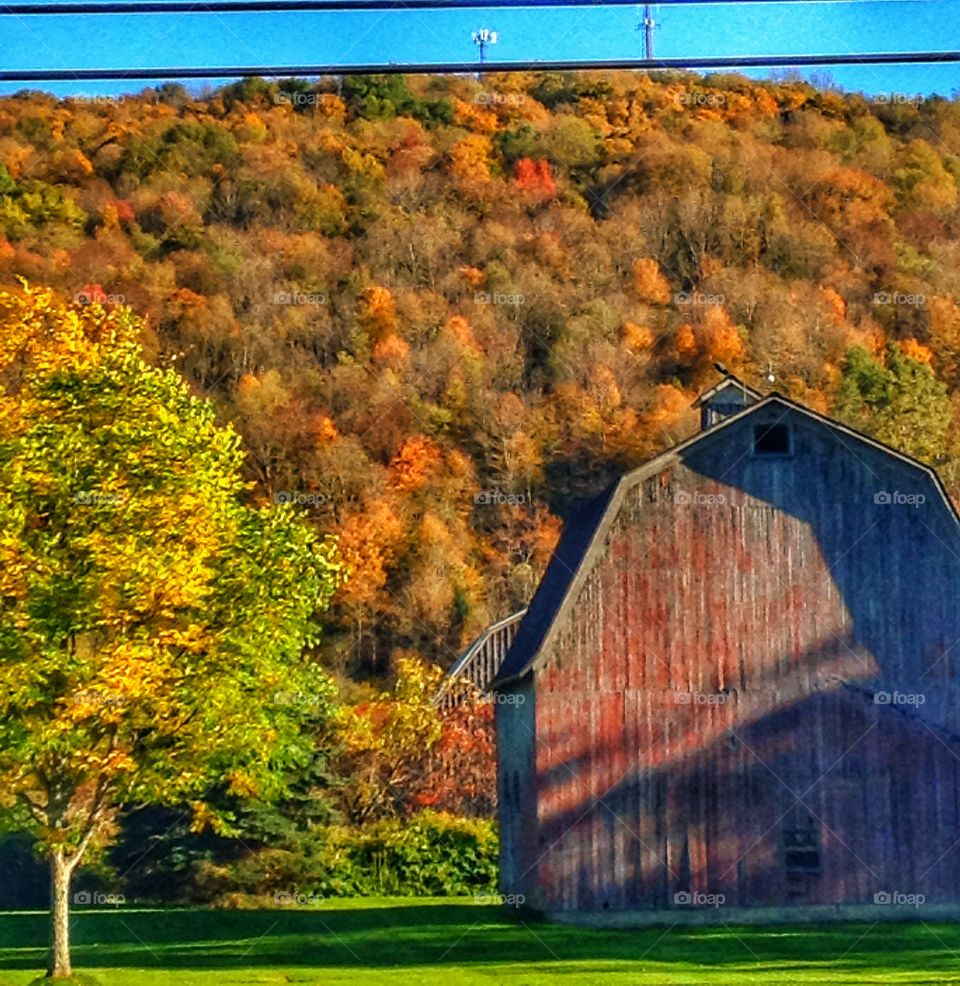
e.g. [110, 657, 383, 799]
[1, 898, 960, 985]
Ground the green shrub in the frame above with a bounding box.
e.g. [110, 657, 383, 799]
[192, 811, 498, 904]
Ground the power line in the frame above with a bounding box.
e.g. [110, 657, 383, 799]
[2, 52, 958, 82]
[0, 0, 934, 12]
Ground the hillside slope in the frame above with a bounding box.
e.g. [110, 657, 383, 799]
[2, 71, 959, 681]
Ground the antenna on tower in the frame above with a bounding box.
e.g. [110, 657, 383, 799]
[471, 27, 498, 80]
[636, 3, 656, 61]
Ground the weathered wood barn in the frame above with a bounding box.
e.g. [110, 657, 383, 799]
[490, 376, 960, 919]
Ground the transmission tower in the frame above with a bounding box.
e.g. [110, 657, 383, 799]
[471, 27, 498, 79]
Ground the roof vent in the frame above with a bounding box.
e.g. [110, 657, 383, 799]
[692, 374, 761, 431]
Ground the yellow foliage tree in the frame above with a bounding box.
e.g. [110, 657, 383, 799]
[357, 285, 398, 344]
[701, 305, 746, 366]
[448, 134, 493, 185]
[0, 286, 341, 977]
[632, 258, 672, 304]
[336, 498, 406, 608]
[928, 297, 960, 387]
[336, 655, 444, 823]
[621, 321, 656, 352]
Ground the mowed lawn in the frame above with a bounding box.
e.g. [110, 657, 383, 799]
[1, 898, 960, 985]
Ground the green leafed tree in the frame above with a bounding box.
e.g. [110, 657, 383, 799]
[0, 284, 342, 979]
[833, 342, 953, 465]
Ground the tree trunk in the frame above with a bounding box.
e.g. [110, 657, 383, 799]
[48, 851, 74, 979]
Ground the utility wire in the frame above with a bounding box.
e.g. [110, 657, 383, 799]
[0, 0, 939, 12]
[2, 52, 959, 82]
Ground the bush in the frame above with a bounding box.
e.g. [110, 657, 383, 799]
[192, 811, 498, 904]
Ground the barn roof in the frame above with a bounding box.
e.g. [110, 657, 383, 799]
[490, 388, 960, 689]
[489, 484, 617, 690]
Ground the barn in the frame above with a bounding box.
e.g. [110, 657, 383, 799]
[490, 375, 960, 922]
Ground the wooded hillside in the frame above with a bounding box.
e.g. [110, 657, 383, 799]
[2, 70, 960, 685]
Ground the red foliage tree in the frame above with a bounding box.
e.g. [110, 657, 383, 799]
[514, 158, 556, 201]
[409, 693, 497, 817]
[113, 199, 136, 226]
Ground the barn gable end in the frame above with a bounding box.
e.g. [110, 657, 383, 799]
[494, 387, 960, 918]
[691, 374, 762, 430]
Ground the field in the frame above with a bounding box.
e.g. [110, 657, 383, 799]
[1, 899, 960, 985]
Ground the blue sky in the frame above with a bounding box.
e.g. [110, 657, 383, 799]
[0, 0, 958, 98]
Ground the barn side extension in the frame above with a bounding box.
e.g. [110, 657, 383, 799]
[435, 609, 526, 709]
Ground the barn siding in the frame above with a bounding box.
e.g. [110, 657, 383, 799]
[525, 408, 960, 911]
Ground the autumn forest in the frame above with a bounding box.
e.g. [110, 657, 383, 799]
[3, 72, 960, 693]
[0, 68, 942, 736]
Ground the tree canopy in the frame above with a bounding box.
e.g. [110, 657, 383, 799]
[0, 284, 342, 976]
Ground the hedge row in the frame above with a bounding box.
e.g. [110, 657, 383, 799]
[193, 810, 499, 904]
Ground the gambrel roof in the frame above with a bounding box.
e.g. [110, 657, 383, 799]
[490, 390, 960, 689]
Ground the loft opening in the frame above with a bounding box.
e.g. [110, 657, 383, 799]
[753, 423, 792, 456]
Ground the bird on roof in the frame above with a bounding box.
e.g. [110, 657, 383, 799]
[713, 361, 730, 376]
